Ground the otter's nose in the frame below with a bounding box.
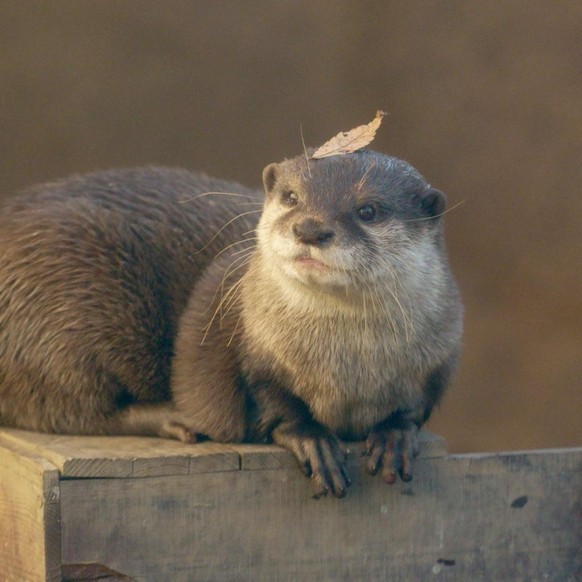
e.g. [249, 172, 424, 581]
[292, 218, 335, 246]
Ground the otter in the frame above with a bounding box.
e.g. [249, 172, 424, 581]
[0, 151, 462, 497]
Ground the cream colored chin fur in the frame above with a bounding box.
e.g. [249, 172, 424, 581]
[257, 209, 446, 321]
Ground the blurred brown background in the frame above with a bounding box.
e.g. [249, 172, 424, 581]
[1, 1, 580, 453]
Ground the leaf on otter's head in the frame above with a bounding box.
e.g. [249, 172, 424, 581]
[311, 110, 386, 160]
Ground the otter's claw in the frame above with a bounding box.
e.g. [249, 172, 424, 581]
[273, 423, 351, 498]
[365, 425, 419, 484]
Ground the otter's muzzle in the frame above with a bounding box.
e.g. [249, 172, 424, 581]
[292, 218, 335, 246]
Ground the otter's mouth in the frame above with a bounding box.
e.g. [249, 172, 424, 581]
[294, 256, 329, 270]
[279, 251, 355, 291]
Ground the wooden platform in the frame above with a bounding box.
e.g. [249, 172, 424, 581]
[0, 428, 580, 581]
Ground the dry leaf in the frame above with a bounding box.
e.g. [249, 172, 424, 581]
[311, 110, 386, 159]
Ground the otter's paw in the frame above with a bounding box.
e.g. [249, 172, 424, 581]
[159, 421, 199, 444]
[365, 425, 419, 484]
[274, 424, 351, 498]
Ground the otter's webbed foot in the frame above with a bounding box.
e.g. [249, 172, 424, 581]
[273, 422, 351, 498]
[365, 419, 419, 484]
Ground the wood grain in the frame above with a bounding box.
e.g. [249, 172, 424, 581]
[0, 428, 444, 479]
[230, 430, 448, 471]
[0, 429, 239, 478]
[58, 448, 582, 581]
[0, 439, 61, 582]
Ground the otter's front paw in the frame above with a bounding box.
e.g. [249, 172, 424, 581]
[160, 421, 199, 444]
[273, 423, 351, 498]
[365, 424, 419, 484]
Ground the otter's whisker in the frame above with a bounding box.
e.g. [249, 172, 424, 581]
[230, 243, 258, 257]
[218, 252, 255, 300]
[382, 270, 414, 344]
[362, 280, 368, 336]
[403, 200, 465, 222]
[201, 260, 256, 344]
[221, 265, 255, 321]
[300, 123, 312, 179]
[389, 267, 415, 335]
[202, 251, 254, 316]
[194, 210, 263, 255]
[227, 312, 243, 347]
[218, 261, 260, 327]
[356, 160, 376, 193]
[357, 252, 406, 345]
[179, 191, 260, 204]
[214, 237, 258, 260]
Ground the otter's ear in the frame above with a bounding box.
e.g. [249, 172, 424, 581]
[262, 163, 279, 194]
[421, 188, 447, 218]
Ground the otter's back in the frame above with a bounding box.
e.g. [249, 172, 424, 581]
[0, 167, 260, 432]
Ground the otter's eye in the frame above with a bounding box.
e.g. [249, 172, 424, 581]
[357, 205, 376, 222]
[282, 191, 298, 207]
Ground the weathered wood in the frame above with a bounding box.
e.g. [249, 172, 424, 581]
[0, 429, 448, 479]
[1, 426, 579, 581]
[0, 439, 61, 582]
[57, 448, 582, 581]
[0, 429, 239, 478]
[411, 429, 448, 458]
[233, 444, 298, 471]
[232, 430, 447, 471]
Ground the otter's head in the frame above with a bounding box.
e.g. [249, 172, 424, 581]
[259, 150, 447, 296]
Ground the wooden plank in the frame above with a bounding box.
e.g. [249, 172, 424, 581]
[0, 429, 239, 478]
[414, 429, 448, 458]
[233, 429, 447, 471]
[186, 442, 240, 474]
[232, 444, 297, 471]
[0, 439, 61, 582]
[59, 447, 582, 581]
[0, 428, 444, 477]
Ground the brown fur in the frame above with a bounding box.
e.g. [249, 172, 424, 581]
[0, 167, 259, 435]
[0, 151, 462, 496]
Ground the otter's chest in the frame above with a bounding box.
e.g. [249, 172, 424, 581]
[245, 308, 425, 438]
